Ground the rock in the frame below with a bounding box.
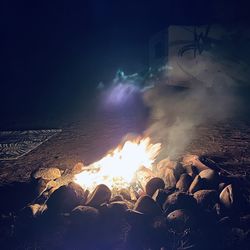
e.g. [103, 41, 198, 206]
[218, 183, 227, 192]
[71, 205, 99, 225]
[32, 167, 61, 180]
[72, 162, 84, 174]
[199, 169, 219, 189]
[193, 190, 218, 210]
[189, 175, 205, 194]
[157, 158, 185, 181]
[145, 177, 165, 197]
[36, 178, 59, 196]
[119, 188, 131, 200]
[22, 203, 48, 218]
[130, 187, 139, 201]
[110, 195, 124, 202]
[164, 169, 176, 188]
[219, 184, 234, 209]
[46, 182, 86, 213]
[100, 201, 128, 217]
[176, 173, 193, 192]
[68, 206, 100, 247]
[152, 189, 172, 208]
[182, 154, 210, 172]
[163, 191, 197, 213]
[134, 195, 162, 216]
[86, 184, 111, 207]
[167, 209, 196, 232]
[183, 165, 199, 178]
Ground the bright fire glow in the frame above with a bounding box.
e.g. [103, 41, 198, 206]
[74, 137, 161, 191]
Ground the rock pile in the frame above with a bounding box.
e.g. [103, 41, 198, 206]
[0, 155, 249, 249]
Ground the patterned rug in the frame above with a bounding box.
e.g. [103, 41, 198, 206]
[0, 129, 62, 160]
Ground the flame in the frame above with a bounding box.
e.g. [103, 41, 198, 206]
[74, 137, 161, 191]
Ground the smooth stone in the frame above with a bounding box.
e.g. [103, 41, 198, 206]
[167, 209, 196, 232]
[152, 189, 172, 208]
[199, 169, 219, 188]
[36, 178, 59, 196]
[188, 175, 205, 194]
[176, 173, 193, 192]
[163, 191, 197, 213]
[146, 177, 165, 197]
[164, 169, 176, 188]
[99, 201, 128, 216]
[32, 167, 61, 180]
[72, 162, 84, 174]
[110, 195, 124, 202]
[22, 203, 48, 218]
[71, 205, 99, 225]
[86, 184, 111, 207]
[119, 188, 131, 200]
[134, 195, 162, 216]
[157, 158, 185, 181]
[182, 154, 210, 172]
[219, 184, 234, 209]
[193, 190, 218, 209]
[218, 182, 227, 192]
[46, 182, 86, 213]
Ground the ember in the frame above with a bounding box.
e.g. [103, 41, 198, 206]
[74, 137, 161, 191]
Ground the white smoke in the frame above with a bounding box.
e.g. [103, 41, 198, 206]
[143, 52, 242, 159]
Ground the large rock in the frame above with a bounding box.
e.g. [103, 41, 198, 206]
[176, 173, 193, 192]
[99, 201, 128, 217]
[193, 190, 218, 210]
[134, 195, 162, 216]
[152, 189, 173, 208]
[219, 184, 234, 210]
[189, 175, 205, 194]
[164, 169, 177, 188]
[157, 158, 185, 181]
[32, 167, 61, 180]
[167, 209, 196, 232]
[163, 191, 197, 213]
[35, 178, 59, 196]
[72, 162, 84, 174]
[182, 155, 210, 173]
[71, 205, 99, 225]
[145, 177, 165, 197]
[119, 188, 131, 200]
[46, 182, 86, 213]
[199, 169, 219, 189]
[21, 203, 48, 218]
[86, 184, 111, 207]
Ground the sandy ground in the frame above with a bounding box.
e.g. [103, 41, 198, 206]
[0, 90, 249, 186]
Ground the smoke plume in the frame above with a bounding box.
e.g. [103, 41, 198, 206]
[143, 53, 241, 159]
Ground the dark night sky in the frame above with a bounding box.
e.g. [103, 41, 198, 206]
[0, 0, 249, 119]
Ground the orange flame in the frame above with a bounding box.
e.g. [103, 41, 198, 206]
[74, 137, 161, 191]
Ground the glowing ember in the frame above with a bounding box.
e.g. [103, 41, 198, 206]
[74, 137, 161, 191]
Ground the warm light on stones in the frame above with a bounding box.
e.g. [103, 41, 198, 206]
[74, 137, 161, 191]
